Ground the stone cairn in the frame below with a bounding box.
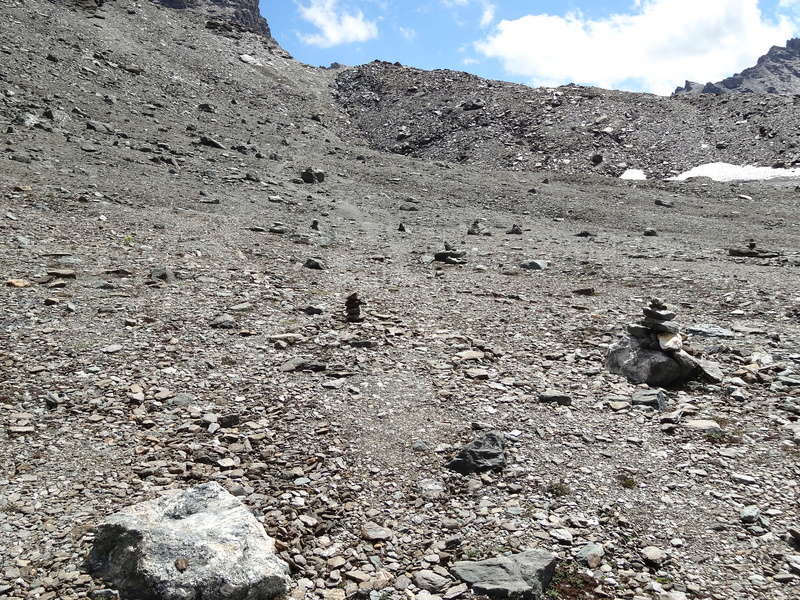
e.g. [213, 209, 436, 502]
[607, 298, 721, 387]
[628, 297, 681, 344]
[345, 293, 365, 323]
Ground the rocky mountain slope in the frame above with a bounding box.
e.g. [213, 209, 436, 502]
[674, 39, 800, 96]
[334, 62, 800, 178]
[1, 2, 800, 600]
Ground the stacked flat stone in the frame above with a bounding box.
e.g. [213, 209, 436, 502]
[345, 292, 365, 323]
[626, 297, 684, 352]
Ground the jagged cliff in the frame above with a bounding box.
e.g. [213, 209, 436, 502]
[674, 38, 800, 95]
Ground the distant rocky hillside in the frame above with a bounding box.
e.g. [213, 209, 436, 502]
[674, 38, 800, 96]
[155, 0, 272, 37]
[334, 61, 800, 178]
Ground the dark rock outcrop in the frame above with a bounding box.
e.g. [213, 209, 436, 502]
[155, 0, 272, 38]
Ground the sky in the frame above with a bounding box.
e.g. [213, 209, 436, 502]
[260, 1, 800, 96]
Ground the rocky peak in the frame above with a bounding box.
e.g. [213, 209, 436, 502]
[767, 37, 800, 57]
[155, 0, 271, 38]
[674, 38, 800, 96]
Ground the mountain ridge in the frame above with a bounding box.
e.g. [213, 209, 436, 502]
[674, 38, 800, 96]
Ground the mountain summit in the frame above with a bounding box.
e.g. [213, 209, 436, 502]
[674, 38, 800, 95]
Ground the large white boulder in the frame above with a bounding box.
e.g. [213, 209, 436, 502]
[87, 482, 291, 600]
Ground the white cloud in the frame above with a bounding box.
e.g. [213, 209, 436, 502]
[398, 26, 417, 40]
[479, 2, 495, 28]
[441, 0, 495, 27]
[297, 0, 379, 48]
[475, 0, 798, 95]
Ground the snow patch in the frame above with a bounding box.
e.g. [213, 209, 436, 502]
[673, 162, 800, 182]
[620, 169, 647, 181]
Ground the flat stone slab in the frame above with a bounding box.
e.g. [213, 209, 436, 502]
[685, 419, 722, 432]
[686, 324, 735, 338]
[631, 388, 669, 411]
[451, 549, 557, 599]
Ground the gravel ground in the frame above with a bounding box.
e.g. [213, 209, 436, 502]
[1, 2, 799, 600]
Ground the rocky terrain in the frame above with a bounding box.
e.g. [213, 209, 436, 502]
[1, 2, 800, 600]
[674, 39, 800, 96]
[334, 62, 800, 178]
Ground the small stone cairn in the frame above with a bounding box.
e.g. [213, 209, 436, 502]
[628, 297, 682, 345]
[345, 293, 365, 323]
[607, 298, 722, 387]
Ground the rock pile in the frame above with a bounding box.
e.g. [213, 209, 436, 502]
[607, 298, 722, 387]
[728, 239, 780, 258]
[467, 219, 485, 235]
[334, 59, 800, 179]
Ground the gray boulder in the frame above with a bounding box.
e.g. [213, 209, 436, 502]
[539, 389, 571, 406]
[210, 313, 237, 329]
[87, 482, 291, 600]
[148, 266, 176, 283]
[300, 167, 325, 183]
[576, 543, 605, 568]
[606, 336, 699, 387]
[741, 505, 760, 524]
[520, 260, 547, 271]
[451, 549, 557, 599]
[414, 569, 450, 592]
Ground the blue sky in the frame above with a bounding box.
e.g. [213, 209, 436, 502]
[261, 1, 800, 95]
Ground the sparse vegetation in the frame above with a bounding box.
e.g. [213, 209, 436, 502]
[1, 502, 23, 514]
[547, 563, 604, 599]
[705, 428, 743, 446]
[547, 480, 572, 497]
